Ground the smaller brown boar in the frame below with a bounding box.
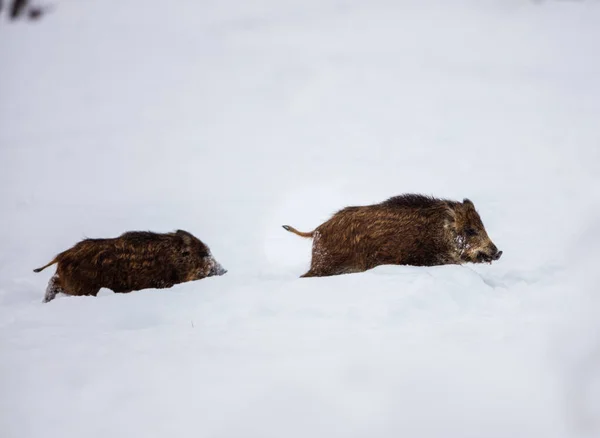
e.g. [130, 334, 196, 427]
[283, 194, 502, 277]
[34, 229, 226, 303]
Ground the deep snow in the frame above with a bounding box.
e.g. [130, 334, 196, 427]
[1, 1, 599, 437]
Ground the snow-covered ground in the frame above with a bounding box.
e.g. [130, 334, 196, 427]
[1, 1, 599, 437]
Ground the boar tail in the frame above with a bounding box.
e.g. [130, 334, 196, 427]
[282, 225, 314, 238]
[33, 258, 59, 273]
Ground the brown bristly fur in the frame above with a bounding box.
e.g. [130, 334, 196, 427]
[283, 194, 502, 277]
[34, 229, 225, 302]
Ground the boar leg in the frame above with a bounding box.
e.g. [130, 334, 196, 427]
[86, 287, 101, 297]
[301, 255, 339, 277]
[301, 232, 359, 277]
[56, 274, 101, 299]
[43, 274, 64, 303]
[300, 268, 323, 277]
[301, 258, 356, 277]
[301, 265, 363, 277]
[71, 284, 101, 298]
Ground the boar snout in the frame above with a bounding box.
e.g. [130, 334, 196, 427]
[207, 260, 227, 277]
[476, 246, 503, 263]
[488, 243, 502, 261]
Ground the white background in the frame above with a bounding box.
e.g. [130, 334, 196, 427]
[1, 1, 599, 437]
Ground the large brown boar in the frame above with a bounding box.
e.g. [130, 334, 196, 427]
[283, 194, 502, 277]
[33, 229, 227, 303]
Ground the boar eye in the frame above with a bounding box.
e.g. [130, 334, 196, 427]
[465, 228, 477, 236]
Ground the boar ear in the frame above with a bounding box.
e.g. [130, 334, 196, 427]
[175, 229, 193, 245]
[444, 203, 458, 225]
[463, 198, 473, 205]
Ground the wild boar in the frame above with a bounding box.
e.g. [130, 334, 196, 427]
[33, 229, 226, 303]
[283, 194, 502, 277]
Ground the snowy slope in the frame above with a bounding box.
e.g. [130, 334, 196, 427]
[1, 1, 600, 437]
